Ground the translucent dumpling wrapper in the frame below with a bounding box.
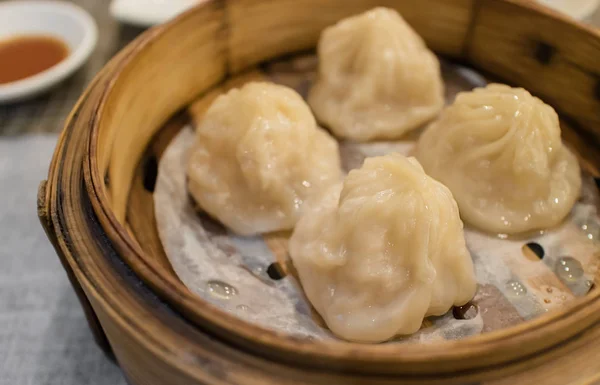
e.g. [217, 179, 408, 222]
[416, 84, 581, 234]
[187, 82, 342, 235]
[308, 7, 444, 142]
[289, 154, 477, 343]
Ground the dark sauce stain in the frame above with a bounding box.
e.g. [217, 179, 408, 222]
[533, 41, 556, 65]
[142, 156, 158, 192]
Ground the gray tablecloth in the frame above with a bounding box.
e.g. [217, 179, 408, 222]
[0, 135, 126, 385]
[0, 1, 138, 382]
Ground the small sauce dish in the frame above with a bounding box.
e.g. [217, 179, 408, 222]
[0, 1, 98, 103]
[110, 0, 200, 26]
[537, 0, 600, 21]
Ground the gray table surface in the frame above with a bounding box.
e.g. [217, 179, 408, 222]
[0, 1, 139, 384]
[0, 1, 599, 384]
[0, 135, 127, 385]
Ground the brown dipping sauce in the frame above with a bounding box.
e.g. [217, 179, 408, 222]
[0, 35, 69, 85]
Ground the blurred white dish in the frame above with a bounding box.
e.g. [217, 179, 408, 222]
[538, 0, 600, 21]
[110, 0, 200, 26]
[0, 1, 97, 103]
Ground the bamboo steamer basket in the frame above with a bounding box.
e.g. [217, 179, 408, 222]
[37, 0, 600, 384]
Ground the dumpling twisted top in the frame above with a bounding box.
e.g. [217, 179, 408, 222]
[187, 82, 342, 235]
[289, 154, 476, 342]
[416, 84, 581, 234]
[308, 7, 444, 141]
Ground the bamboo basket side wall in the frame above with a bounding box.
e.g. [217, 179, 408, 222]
[227, 0, 474, 72]
[94, 2, 227, 224]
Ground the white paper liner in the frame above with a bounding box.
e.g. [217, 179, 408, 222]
[154, 59, 600, 343]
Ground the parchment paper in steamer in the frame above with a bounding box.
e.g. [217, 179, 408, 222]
[154, 57, 599, 343]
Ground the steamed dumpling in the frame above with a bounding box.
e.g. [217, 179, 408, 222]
[187, 82, 342, 235]
[416, 84, 581, 234]
[308, 7, 444, 142]
[289, 154, 476, 342]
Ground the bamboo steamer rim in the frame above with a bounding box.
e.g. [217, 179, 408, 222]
[77, 0, 600, 374]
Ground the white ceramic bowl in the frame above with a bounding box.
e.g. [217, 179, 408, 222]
[538, 0, 600, 21]
[0, 1, 98, 103]
[110, 0, 200, 27]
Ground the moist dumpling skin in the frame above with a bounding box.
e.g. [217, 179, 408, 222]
[416, 83, 581, 234]
[187, 82, 342, 236]
[289, 154, 476, 343]
[308, 7, 444, 142]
